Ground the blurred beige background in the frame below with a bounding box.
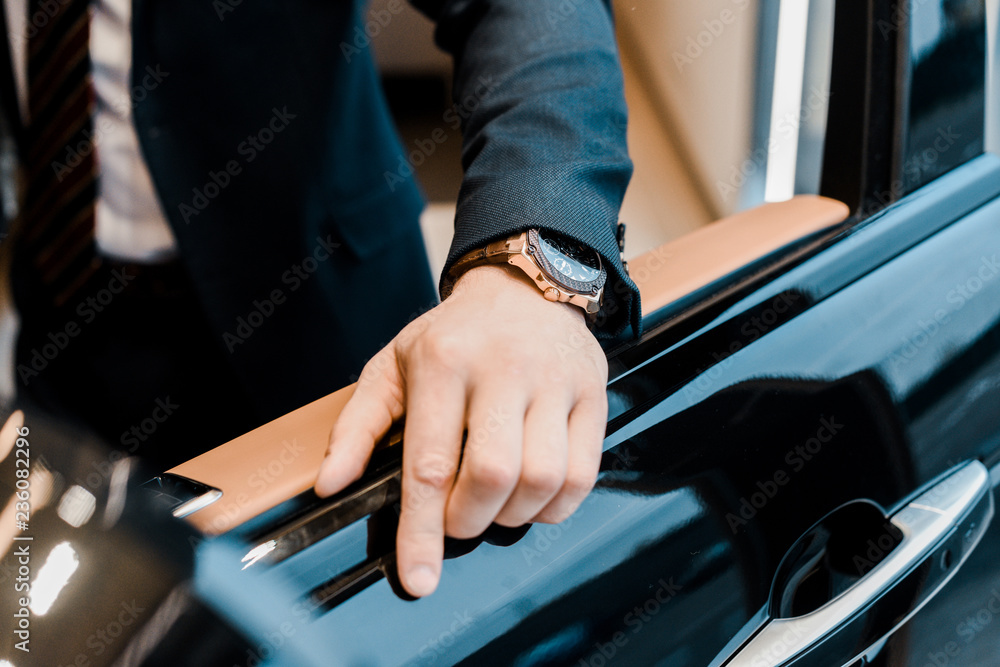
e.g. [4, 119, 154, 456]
[369, 0, 761, 277]
[368, 0, 999, 279]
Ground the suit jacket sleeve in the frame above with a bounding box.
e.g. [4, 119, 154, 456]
[409, 0, 641, 340]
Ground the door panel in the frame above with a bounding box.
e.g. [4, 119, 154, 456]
[194, 157, 1000, 666]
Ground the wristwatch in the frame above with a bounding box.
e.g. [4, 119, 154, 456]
[443, 228, 607, 315]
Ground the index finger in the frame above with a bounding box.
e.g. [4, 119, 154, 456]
[395, 368, 466, 597]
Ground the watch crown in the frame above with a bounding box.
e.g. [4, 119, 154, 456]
[542, 287, 560, 302]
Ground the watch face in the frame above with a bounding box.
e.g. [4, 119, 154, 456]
[534, 230, 603, 288]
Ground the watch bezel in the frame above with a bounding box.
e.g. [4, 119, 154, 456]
[525, 229, 606, 295]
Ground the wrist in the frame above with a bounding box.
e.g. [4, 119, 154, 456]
[450, 264, 587, 322]
[450, 263, 525, 291]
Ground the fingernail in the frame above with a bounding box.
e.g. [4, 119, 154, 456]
[406, 565, 439, 597]
[314, 466, 343, 497]
[314, 476, 333, 497]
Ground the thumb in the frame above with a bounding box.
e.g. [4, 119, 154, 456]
[315, 346, 405, 497]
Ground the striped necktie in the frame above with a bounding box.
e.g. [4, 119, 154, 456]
[18, 0, 99, 311]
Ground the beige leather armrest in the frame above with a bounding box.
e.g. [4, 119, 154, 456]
[629, 195, 849, 315]
[167, 387, 355, 534]
[171, 194, 849, 535]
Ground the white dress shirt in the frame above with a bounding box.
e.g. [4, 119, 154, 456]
[5, 0, 179, 262]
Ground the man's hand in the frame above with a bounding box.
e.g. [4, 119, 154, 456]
[314, 264, 608, 597]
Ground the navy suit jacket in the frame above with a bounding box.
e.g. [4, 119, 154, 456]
[6, 0, 639, 422]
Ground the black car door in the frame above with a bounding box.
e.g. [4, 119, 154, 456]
[189, 1, 1000, 665]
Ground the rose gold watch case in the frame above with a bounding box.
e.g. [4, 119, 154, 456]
[507, 230, 605, 314]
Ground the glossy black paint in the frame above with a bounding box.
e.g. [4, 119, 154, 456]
[0, 410, 250, 666]
[186, 153, 1000, 666]
[606, 155, 1000, 428]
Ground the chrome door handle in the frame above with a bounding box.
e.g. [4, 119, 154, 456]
[143, 472, 224, 518]
[720, 460, 994, 667]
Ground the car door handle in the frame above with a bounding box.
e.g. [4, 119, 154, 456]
[720, 460, 994, 667]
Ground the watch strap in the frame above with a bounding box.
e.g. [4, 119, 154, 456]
[442, 234, 521, 297]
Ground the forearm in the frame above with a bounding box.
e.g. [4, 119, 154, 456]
[410, 0, 640, 339]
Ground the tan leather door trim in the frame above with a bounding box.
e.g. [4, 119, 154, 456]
[171, 194, 849, 535]
[629, 195, 849, 315]
[168, 386, 355, 534]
